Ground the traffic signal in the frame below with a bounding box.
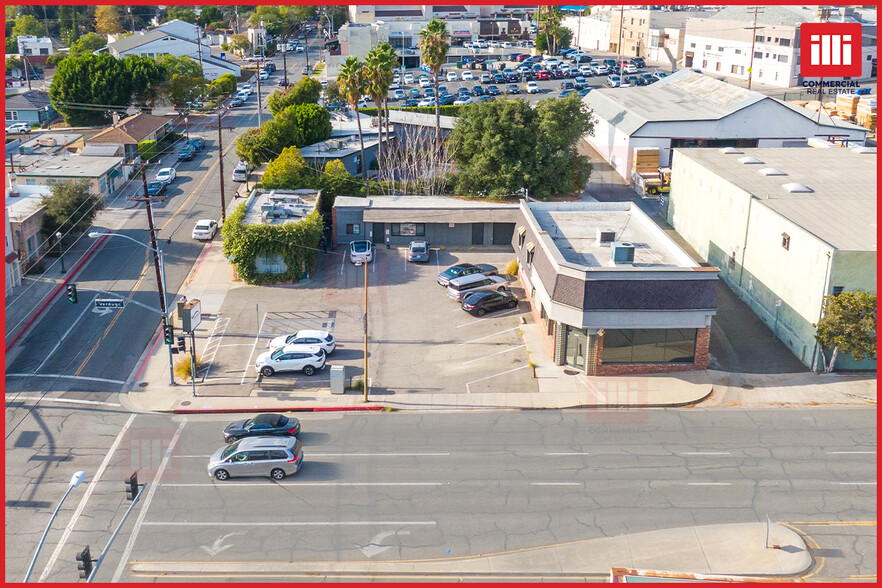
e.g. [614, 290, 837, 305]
[125, 472, 139, 501]
[177, 336, 186, 353]
[163, 324, 173, 345]
[66, 284, 77, 304]
[75, 545, 93, 579]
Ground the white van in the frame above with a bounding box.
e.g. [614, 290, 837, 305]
[232, 161, 250, 182]
[447, 273, 508, 301]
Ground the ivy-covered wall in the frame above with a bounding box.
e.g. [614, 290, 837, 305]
[221, 202, 324, 285]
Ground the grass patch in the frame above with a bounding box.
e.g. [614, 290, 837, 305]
[174, 354, 205, 381]
[348, 379, 365, 392]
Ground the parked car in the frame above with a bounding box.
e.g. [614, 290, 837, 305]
[652, 71, 668, 80]
[446, 71, 458, 81]
[471, 85, 485, 96]
[232, 161, 250, 182]
[457, 86, 470, 96]
[573, 76, 589, 90]
[230, 97, 244, 107]
[255, 344, 326, 377]
[177, 145, 195, 161]
[493, 73, 506, 84]
[447, 273, 508, 302]
[222, 413, 301, 443]
[560, 79, 574, 90]
[453, 96, 472, 105]
[424, 87, 435, 97]
[461, 290, 519, 316]
[240, 84, 253, 94]
[624, 75, 640, 87]
[437, 263, 498, 286]
[146, 181, 166, 196]
[606, 74, 623, 88]
[155, 167, 176, 183]
[419, 77, 432, 88]
[404, 98, 421, 107]
[558, 89, 575, 98]
[525, 81, 540, 94]
[268, 330, 336, 354]
[404, 73, 414, 84]
[486, 84, 501, 96]
[192, 219, 218, 240]
[438, 93, 455, 105]
[461, 71, 474, 80]
[258, 70, 269, 80]
[535, 70, 550, 80]
[409, 88, 421, 99]
[592, 63, 610, 75]
[407, 240, 430, 262]
[207, 436, 303, 481]
[393, 89, 406, 101]
[630, 57, 646, 68]
[578, 87, 592, 96]
[349, 240, 373, 264]
[417, 97, 436, 107]
[480, 73, 492, 83]
[188, 137, 205, 151]
[5, 122, 30, 134]
[506, 83, 520, 94]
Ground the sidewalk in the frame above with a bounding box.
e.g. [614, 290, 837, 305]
[129, 522, 810, 578]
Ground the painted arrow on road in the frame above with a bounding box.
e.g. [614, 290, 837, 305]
[355, 530, 410, 558]
[200, 532, 240, 557]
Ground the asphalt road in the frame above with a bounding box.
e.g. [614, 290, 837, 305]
[7, 408, 874, 583]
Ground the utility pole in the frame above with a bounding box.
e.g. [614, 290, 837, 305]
[282, 34, 288, 87]
[234, 6, 239, 34]
[217, 107, 227, 223]
[21, 43, 31, 91]
[138, 166, 175, 385]
[305, 26, 311, 72]
[256, 56, 263, 126]
[197, 26, 204, 74]
[128, 7, 135, 32]
[745, 6, 765, 90]
[616, 6, 625, 75]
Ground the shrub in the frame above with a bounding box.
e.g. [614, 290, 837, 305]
[503, 258, 519, 276]
[174, 354, 205, 381]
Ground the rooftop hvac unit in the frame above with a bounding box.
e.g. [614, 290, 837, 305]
[610, 241, 636, 264]
[596, 228, 617, 245]
[261, 210, 271, 223]
[260, 203, 275, 214]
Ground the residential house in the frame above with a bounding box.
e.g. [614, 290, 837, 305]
[5, 90, 55, 126]
[14, 155, 125, 199]
[5, 182, 52, 278]
[299, 135, 386, 177]
[667, 146, 876, 371]
[86, 113, 173, 163]
[16, 35, 55, 62]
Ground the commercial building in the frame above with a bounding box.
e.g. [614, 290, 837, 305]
[5, 90, 54, 126]
[582, 69, 869, 182]
[667, 146, 876, 371]
[513, 201, 718, 376]
[16, 35, 56, 59]
[684, 5, 877, 87]
[563, 14, 611, 52]
[609, 8, 713, 66]
[86, 113, 173, 163]
[333, 195, 519, 248]
[348, 5, 537, 24]
[14, 155, 125, 199]
[299, 135, 386, 177]
[5, 183, 52, 280]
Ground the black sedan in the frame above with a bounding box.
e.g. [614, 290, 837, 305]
[506, 84, 521, 94]
[438, 93, 456, 105]
[223, 413, 301, 443]
[461, 290, 519, 316]
[486, 85, 501, 96]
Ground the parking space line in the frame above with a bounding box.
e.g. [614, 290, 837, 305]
[6, 396, 122, 408]
[241, 313, 268, 385]
[462, 345, 525, 365]
[201, 318, 231, 380]
[456, 309, 519, 327]
[465, 364, 530, 393]
[111, 417, 187, 582]
[160, 482, 443, 487]
[457, 327, 521, 346]
[545, 452, 591, 456]
[531, 482, 582, 486]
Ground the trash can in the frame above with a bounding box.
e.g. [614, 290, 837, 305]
[330, 365, 346, 394]
[457, 61, 462, 68]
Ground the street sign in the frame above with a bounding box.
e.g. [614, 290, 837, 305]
[775, 299, 782, 307]
[181, 299, 202, 333]
[95, 299, 125, 309]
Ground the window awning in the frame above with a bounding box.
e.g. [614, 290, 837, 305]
[517, 225, 526, 237]
[108, 168, 122, 179]
[526, 242, 535, 253]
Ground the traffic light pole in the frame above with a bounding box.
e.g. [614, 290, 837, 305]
[85, 482, 147, 582]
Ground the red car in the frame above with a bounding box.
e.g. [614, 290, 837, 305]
[535, 70, 550, 80]
[515, 54, 530, 62]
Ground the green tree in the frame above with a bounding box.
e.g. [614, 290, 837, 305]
[261, 146, 308, 189]
[58, 5, 77, 38]
[235, 127, 267, 168]
[138, 139, 158, 162]
[216, 73, 237, 94]
[418, 18, 450, 147]
[165, 73, 207, 108]
[532, 93, 593, 196]
[321, 6, 349, 33]
[49, 53, 131, 126]
[6, 56, 23, 73]
[197, 6, 223, 27]
[123, 55, 166, 104]
[337, 56, 368, 181]
[265, 103, 332, 151]
[156, 54, 203, 78]
[229, 34, 251, 57]
[12, 14, 46, 38]
[323, 80, 343, 105]
[267, 76, 321, 116]
[41, 181, 104, 238]
[364, 42, 396, 172]
[94, 6, 123, 35]
[69, 32, 107, 56]
[249, 6, 291, 36]
[166, 6, 197, 24]
[814, 290, 877, 373]
[291, 5, 317, 21]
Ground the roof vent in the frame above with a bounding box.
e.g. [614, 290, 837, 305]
[596, 228, 617, 245]
[610, 241, 636, 264]
[719, 147, 742, 154]
[782, 182, 813, 193]
[759, 167, 786, 176]
[852, 146, 875, 154]
[738, 156, 764, 164]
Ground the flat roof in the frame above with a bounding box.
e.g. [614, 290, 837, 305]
[15, 155, 123, 178]
[243, 189, 320, 226]
[336, 194, 519, 224]
[19, 133, 83, 152]
[6, 184, 51, 220]
[527, 201, 698, 269]
[676, 147, 877, 251]
[300, 136, 382, 159]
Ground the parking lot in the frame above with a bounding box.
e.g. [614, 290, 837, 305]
[193, 246, 538, 399]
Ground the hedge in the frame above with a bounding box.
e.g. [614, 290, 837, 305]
[358, 105, 467, 117]
[220, 201, 324, 285]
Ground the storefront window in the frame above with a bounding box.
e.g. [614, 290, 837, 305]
[602, 329, 696, 364]
[391, 223, 425, 237]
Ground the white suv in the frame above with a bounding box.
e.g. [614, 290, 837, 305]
[6, 122, 30, 134]
[349, 240, 373, 264]
[525, 81, 540, 94]
[255, 345, 326, 377]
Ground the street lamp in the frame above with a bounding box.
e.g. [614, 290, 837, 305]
[354, 259, 368, 402]
[184, 116, 189, 142]
[55, 231, 65, 273]
[24, 471, 87, 582]
[88, 231, 175, 385]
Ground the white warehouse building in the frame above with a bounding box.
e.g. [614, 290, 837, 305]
[582, 70, 869, 182]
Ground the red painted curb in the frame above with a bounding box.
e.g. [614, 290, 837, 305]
[173, 405, 385, 415]
[5, 234, 109, 353]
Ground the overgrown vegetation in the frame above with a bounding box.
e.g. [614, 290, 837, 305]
[814, 290, 877, 372]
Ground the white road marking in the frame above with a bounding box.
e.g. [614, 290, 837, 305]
[217, 343, 257, 347]
[35, 296, 97, 372]
[462, 344, 525, 365]
[835, 482, 877, 485]
[545, 452, 591, 456]
[38, 413, 137, 582]
[339, 254, 346, 276]
[687, 482, 732, 486]
[457, 327, 522, 346]
[111, 417, 187, 582]
[6, 373, 127, 385]
[202, 317, 231, 380]
[5, 396, 122, 407]
[241, 312, 268, 385]
[531, 482, 581, 486]
[465, 364, 530, 393]
[826, 451, 876, 454]
[175, 453, 451, 459]
[456, 309, 518, 328]
[143, 521, 437, 526]
[161, 482, 443, 487]
[680, 452, 731, 455]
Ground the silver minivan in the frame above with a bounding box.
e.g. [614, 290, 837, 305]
[447, 273, 508, 301]
[207, 436, 303, 481]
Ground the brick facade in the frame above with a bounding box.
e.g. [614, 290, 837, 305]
[595, 326, 711, 376]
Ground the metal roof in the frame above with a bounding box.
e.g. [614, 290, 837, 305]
[335, 195, 520, 224]
[675, 147, 877, 251]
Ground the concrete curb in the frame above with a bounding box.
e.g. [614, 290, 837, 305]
[5, 234, 109, 352]
[569, 387, 715, 409]
[172, 405, 387, 415]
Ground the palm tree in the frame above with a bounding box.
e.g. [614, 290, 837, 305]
[418, 18, 450, 148]
[364, 42, 396, 176]
[337, 56, 368, 183]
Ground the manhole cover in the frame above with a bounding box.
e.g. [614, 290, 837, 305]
[180, 401, 191, 406]
[741, 384, 755, 390]
[139, 382, 149, 388]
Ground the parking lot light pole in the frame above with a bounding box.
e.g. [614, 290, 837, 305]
[89, 231, 174, 385]
[24, 471, 86, 582]
[55, 231, 65, 273]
